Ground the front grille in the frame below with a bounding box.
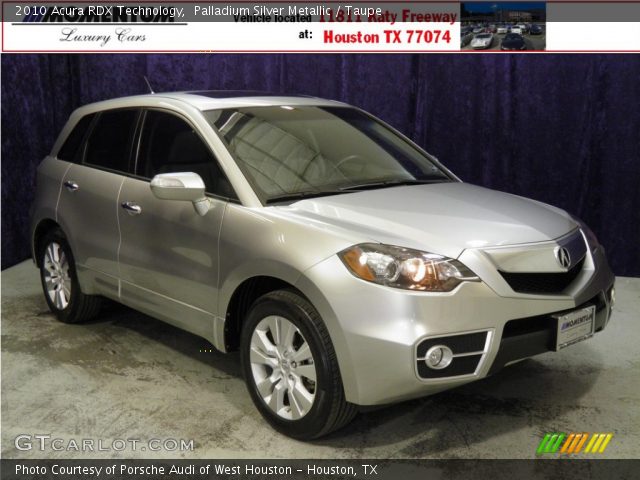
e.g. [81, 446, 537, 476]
[499, 257, 585, 294]
[488, 293, 609, 375]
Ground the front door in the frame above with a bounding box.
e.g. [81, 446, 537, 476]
[117, 109, 235, 342]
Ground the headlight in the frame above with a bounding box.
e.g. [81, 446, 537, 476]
[338, 243, 479, 292]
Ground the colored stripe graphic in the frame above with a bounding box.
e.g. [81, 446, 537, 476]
[569, 433, 584, 453]
[598, 434, 613, 453]
[550, 433, 565, 453]
[584, 434, 598, 453]
[536, 433, 552, 454]
[536, 433, 565, 454]
[585, 433, 614, 453]
[560, 433, 578, 453]
[538, 433, 613, 455]
[545, 434, 558, 453]
[574, 433, 589, 453]
[592, 433, 606, 452]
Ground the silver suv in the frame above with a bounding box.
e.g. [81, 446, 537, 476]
[30, 91, 615, 439]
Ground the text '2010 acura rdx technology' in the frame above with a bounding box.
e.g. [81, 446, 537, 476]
[30, 91, 615, 439]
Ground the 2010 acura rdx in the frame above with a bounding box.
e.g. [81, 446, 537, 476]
[30, 91, 615, 439]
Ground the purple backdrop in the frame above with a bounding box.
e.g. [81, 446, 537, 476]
[2, 54, 639, 276]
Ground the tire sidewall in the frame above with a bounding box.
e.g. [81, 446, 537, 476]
[240, 293, 335, 439]
[38, 230, 82, 323]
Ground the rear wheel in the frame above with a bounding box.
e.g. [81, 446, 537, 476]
[38, 229, 101, 323]
[240, 290, 357, 439]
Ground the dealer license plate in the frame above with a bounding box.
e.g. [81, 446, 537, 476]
[554, 305, 596, 351]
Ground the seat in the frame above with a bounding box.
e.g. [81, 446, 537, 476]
[220, 113, 346, 195]
[157, 130, 235, 198]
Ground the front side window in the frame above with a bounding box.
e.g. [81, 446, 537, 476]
[84, 109, 139, 173]
[203, 106, 452, 203]
[136, 110, 237, 199]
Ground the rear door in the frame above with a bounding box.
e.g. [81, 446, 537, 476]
[58, 109, 140, 298]
[117, 109, 236, 341]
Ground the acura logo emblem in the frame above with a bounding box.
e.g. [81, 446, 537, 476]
[556, 247, 572, 269]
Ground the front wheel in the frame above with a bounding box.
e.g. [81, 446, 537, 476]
[240, 290, 357, 439]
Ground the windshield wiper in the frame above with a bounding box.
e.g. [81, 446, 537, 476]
[339, 178, 450, 192]
[265, 190, 347, 204]
[266, 177, 451, 203]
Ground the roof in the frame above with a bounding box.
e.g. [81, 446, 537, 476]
[74, 90, 346, 114]
[186, 90, 313, 99]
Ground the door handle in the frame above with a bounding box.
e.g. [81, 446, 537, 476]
[64, 180, 79, 192]
[121, 201, 142, 215]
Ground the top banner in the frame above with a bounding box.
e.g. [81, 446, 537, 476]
[3, 1, 640, 52]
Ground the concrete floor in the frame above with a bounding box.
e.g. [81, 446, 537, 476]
[1, 260, 638, 459]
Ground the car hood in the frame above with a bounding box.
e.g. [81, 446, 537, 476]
[283, 182, 577, 259]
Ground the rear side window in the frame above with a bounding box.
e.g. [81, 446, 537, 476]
[57, 114, 94, 162]
[84, 109, 139, 173]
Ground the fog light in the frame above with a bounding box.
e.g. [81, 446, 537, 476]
[425, 345, 453, 370]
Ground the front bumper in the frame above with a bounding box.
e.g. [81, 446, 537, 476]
[297, 243, 615, 406]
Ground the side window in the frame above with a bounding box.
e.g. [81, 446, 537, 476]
[137, 110, 237, 200]
[57, 113, 95, 162]
[84, 109, 139, 173]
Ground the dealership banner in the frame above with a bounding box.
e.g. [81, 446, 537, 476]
[2, 459, 640, 480]
[2, 1, 640, 52]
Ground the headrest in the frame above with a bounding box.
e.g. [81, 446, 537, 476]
[165, 130, 210, 166]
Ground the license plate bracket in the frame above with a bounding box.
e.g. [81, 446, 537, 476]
[554, 305, 596, 351]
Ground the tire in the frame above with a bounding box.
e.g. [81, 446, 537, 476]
[240, 290, 357, 439]
[38, 228, 101, 324]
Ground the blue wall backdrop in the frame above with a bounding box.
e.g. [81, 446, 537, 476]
[2, 54, 639, 276]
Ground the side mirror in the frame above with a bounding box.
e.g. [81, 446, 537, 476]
[150, 172, 211, 216]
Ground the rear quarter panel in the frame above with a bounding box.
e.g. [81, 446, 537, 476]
[30, 157, 72, 260]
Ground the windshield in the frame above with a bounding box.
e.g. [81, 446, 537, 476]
[476, 34, 491, 39]
[203, 106, 452, 203]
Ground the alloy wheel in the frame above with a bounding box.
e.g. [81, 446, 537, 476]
[249, 315, 317, 420]
[42, 242, 71, 310]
